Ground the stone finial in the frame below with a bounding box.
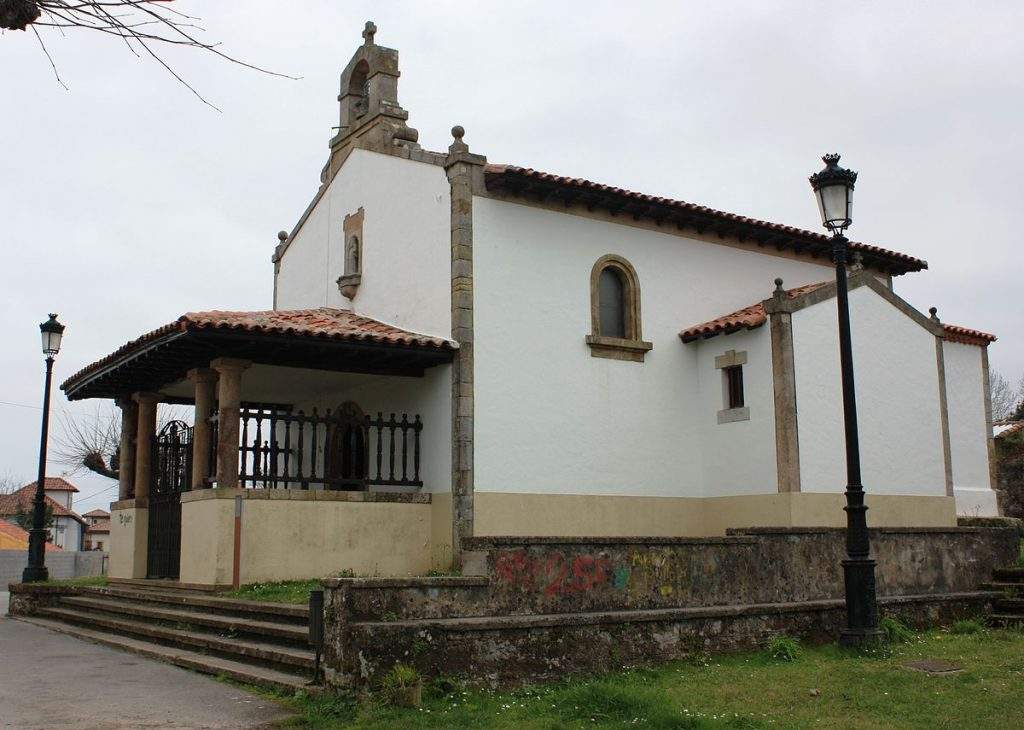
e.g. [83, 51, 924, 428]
[277, 230, 288, 242]
[362, 20, 377, 46]
[449, 124, 469, 154]
[929, 306, 940, 322]
[774, 277, 784, 292]
[772, 277, 786, 300]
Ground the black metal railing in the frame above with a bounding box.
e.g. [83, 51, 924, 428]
[237, 407, 423, 490]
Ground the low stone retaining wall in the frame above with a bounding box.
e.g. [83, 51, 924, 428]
[1, 550, 107, 590]
[322, 527, 1018, 687]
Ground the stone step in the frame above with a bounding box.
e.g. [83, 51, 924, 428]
[994, 597, 1024, 612]
[77, 585, 309, 624]
[988, 614, 1024, 628]
[108, 577, 223, 593]
[38, 605, 315, 675]
[978, 582, 1024, 594]
[57, 595, 309, 646]
[13, 615, 316, 696]
[992, 568, 1024, 583]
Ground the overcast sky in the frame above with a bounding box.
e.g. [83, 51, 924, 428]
[1, 1, 1021, 516]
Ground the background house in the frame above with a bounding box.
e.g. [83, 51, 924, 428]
[0, 479, 87, 551]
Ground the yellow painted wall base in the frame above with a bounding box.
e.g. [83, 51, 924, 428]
[474, 491, 957, 537]
[108, 501, 148, 579]
[178, 489, 434, 586]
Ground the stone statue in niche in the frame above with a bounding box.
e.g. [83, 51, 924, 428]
[337, 207, 364, 299]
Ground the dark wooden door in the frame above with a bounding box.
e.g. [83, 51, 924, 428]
[147, 420, 192, 579]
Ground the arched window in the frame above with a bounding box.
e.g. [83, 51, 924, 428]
[586, 254, 652, 362]
[348, 60, 369, 116]
[598, 267, 626, 338]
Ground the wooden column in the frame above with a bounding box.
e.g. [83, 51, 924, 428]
[211, 358, 251, 489]
[188, 368, 218, 489]
[132, 392, 160, 501]
[115, 396, 138, 501]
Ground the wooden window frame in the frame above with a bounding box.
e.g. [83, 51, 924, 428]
[585, 254, 653, 362]
[715, 349, 750, 424]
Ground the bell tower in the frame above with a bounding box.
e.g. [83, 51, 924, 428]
[325, 21, 420, 180]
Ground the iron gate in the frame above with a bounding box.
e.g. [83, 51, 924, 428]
[147, 420, 192, 579]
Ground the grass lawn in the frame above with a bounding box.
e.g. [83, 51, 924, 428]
[39, 576, 108, 587]
[266, 625, 1024, 729]
[224, 579, 322, 604]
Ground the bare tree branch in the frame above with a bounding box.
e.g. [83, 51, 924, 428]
[3, 1, 298, 110]
[53, 402, 189, 481]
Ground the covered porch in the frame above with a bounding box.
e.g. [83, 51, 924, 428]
[62, 308, 457, 586]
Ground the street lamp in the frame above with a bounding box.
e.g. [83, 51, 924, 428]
[809, 154, 881, 646]
[22, 313, 65, 583]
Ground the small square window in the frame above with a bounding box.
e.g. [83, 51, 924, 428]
[724, 365, 744, 409]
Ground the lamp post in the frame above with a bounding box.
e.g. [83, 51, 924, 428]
[808, 154, 881, 646]
[22, 313, 65, 583]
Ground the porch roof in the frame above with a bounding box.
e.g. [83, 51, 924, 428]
[62, 308, 458, 401]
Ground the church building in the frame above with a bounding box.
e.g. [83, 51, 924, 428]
[61, 23, 1000, 586]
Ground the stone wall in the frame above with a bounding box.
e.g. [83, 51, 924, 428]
[322, 527, 1018, 687]
[1, 550, 107, 590]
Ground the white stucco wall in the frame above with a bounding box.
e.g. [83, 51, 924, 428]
[275, 149, 451, 339]
[792, 286, 945, 495]
[51, 516, 83, 551]
[942, 340, 997, 516]
[695, 328, 778, 496]
[472, 196, 837, 498]
[288, 365, 452, 494]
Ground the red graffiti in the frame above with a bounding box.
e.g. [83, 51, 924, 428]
[494, 550, 611, 596]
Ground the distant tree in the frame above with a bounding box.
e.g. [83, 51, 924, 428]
[990, 370, 1024, 422]
[14, 502, 54, 538]
[1, 1, 293, 110]
[0, 472, 27, 495]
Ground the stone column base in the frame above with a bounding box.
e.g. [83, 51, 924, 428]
[109, 499, 148, 580]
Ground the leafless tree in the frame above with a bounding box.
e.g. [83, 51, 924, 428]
[991, 370, 1024, 422]
[2, 1, 294, 110]
[54, 402, 189, 481]
[0, 471, 28, 495]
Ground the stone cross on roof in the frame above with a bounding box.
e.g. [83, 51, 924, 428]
[362, 20, 376, 46]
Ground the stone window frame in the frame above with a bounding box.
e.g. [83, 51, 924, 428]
[715, 349, 750, 424]
[337, 207, 364, 299]
[585, 254, 653, 362]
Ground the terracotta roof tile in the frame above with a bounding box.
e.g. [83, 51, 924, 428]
[21, 477, 80, 493]
[485, 164, 927, 274]
[680, 281, 830, 342]
[0, 486, 87, 525]
[994, 420, 1023, 439]
[86, 519, 111, 534]
[83, 509, 110, 518]
[62, 308, 457, 393]
[941, 324, 997, 347]
[0, 520, 62, 551]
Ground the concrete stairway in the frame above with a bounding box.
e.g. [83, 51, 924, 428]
[982, 568, 1024, 628]
[14, 584, 315, 694]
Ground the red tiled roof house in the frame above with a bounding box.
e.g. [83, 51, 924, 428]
[59, 26, 1001, 588]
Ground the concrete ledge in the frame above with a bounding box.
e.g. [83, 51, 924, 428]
[180, 488, 430, 504]
[324, 576, 489, 589]
[727, 526, 1013, 535]
[463, 535, 757, 548]
[351, 591, 999, 632]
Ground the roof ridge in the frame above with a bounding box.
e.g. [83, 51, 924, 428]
[484, 163, 927, 274]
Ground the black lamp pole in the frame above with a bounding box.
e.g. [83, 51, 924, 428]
[23, 314, 65, 584]
[809, 155, 881, 646]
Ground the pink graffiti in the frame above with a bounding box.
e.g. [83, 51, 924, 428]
[494, 550, 611, 596]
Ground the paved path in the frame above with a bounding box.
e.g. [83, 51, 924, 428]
[1, 598, 293, 729]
